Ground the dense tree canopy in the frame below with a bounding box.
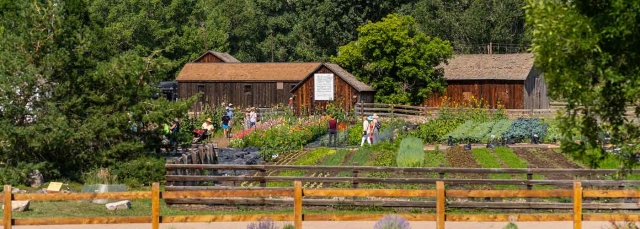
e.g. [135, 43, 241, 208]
[332, 14, 453, 105]
[526, 0, 640, 168]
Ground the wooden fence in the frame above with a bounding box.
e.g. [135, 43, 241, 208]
[354, 103, 557, 119]
[3, 181, 640, 229]
[354, 102, 639, 120]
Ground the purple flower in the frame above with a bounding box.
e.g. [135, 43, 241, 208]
[373, 215, 411, 229]
[246, 219, 279, 229]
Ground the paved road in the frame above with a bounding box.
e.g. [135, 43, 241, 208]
[10, 221, 620, 229]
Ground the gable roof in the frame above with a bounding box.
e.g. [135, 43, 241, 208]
[290, 63, 376, 92]
[176, 63, 322, 81]
[442, 53, 535, 80]
[193, 51, 241, 63]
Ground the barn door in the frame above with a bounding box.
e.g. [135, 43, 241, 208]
[244, 84, 253, 107]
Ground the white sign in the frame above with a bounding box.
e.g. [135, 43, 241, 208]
[314, 73, 334, 101]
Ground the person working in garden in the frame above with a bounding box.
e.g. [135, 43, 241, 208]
[169, 118, 180, 146]
[360, 116, 372, 146]
[201, 118, 214, 140]
[226, 103, 234, 132]
[328, 116, 338, 147]
[371, 114, 381, 144]
[222, 113, 231, 138]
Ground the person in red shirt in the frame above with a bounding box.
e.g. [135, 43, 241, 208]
[328, 116, 338, 147]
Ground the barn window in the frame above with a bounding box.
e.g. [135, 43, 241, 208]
[290, 84, 297, 90]
[244, 84, 252, 93]
[277, 82, 284, 89]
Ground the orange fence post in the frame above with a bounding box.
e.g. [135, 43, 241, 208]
[573, 181, 582, 229]
[4, 185, 12, 229]
[436, 181, 445, 229]
[294, 181, 303, 229]
[151, 182, 160, 229]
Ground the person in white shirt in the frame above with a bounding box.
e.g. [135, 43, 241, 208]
[249, 108, 257, 129]
[201, 118, 214, 138]
[360, 116, 372, 146]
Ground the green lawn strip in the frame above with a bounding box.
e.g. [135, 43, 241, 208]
[268, 148, 336, 187]
[332, 147, 376, 188]
[424, 150, 447, 178]
[471, 148, 515, 189]
[493, 147, 551, 190]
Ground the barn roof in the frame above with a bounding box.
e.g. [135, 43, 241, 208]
[192, 51, 241, 63]
[442, 53, 534, 81]
[317, 63, 376, 92]
[176, 62, 323, 81]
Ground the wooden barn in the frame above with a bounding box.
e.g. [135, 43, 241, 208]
[424, 53, 548, 109]
[176, 63, 321, 111]
[290, 63, 376, 115]
[192, 51, 240, 63]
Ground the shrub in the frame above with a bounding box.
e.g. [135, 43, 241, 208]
[348, 123, 364, 145]
[111, 156, 166, 187]
[373, 215, 411, 229]
[246, 219, 279, 229]
[0, 162, 58, 191]
[503, 222, 519, 229]
[396, 137, 424, 167]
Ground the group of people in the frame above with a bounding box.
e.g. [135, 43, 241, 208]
[242, 107, 258, 130]
[198, 103, 236, 142]
[361, 114, 381, 146]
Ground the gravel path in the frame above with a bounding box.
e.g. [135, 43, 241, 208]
[11, 221, 618, 229]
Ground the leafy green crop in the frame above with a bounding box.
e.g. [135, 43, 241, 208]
[504, 118, 549, 143]
[484, 120, 512, 141]
[467, 121, 495, 143]
[471, 148, 513, 189]
[322, 149, 350, 166]
[397, 137, 425, 167]
[440, 120, 476, 143]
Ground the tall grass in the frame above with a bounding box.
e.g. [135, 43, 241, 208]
[396, 137, 425, 167]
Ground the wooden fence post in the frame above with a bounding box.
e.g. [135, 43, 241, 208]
[573, 181, 582, 229]
[260, 162, 267, 188]
[4, 185, 12, 229]
[438, 164, 445, 179]
[436, 181, 445, 229]
[294, 181, 303, 229]
[352, 162, 359, 189]
[151, 182, 160, 229]
[526, 165, 533, 202]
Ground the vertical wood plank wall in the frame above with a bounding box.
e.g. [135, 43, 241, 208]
[195, 53, 223, 63]
[292, 66, 361, 115]
[179, 81, 299, 111]
[424, 80, 525, 109]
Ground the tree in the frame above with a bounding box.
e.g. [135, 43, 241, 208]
[332, 14, 452, 105]
[0, 0, 195, 178]
[525, 0, 640, 168]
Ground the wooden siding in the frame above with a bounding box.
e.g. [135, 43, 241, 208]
[523, 68, 549, 109]
[424, 80, 525, 109]
[179, 81, 298, 111]
[292, 66, 370, 115]
[195, 53, 223, 63]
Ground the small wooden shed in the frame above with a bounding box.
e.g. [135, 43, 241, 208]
[176, 62, 322, 111]
[290, 63, 376, 115]
[424, 53, 548, 109]
[192, 51, 240, 63]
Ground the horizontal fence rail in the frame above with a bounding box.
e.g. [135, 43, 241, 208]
[4, 181, 640, 229]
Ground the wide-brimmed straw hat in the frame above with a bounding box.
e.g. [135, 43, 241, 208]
[206, 118, 212, 122]
[367, 116, 373, 121]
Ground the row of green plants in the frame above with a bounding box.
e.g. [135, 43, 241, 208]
[268, 148, 336, 187]
[436, 118, 552, 144]
[230, 117, 329, 159]
[471, 148, 515, 189]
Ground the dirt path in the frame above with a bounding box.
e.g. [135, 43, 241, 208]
[11, 221, 618, 229]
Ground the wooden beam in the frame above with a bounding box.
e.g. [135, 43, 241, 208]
[13, 192, 152, 201]
[152, 183, 160, 229]
[583, 190, 640, 198]
[4, 185, 12, 229]
[446, 190, 572, 198]
[436, 181, 445, 229]
[303, 189, 436, 197]
[161, 214, 293, 223]
[445, 214, 573, 222]
[13, 217, 151, 225]
[583, 214, 640, 221]
[574, 181, 582, 229]
[294, 181, 302, 229]
[162, 189, 294, 198]
[304, 214, 436, 221]
[165, 186, 291, 191]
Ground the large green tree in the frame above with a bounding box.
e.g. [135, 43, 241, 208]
[0, 0, 194, 177]
[526, 0, 640, 168]
[332, 14, 452, 105]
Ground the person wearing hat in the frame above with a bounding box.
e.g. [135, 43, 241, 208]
[169, 118, 180, 146]
[201, 118, 214, 140]
[221, 112, 231, 138]
[371, 114, 381, 144]
[226, 103, 235, 132]
[360, 116, 373, 146]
